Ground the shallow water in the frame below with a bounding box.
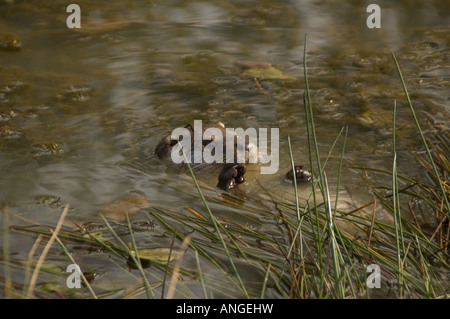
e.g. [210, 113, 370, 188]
[0, 1, 448, 298]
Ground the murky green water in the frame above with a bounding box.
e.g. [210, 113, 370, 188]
[0, 1, 448, 298]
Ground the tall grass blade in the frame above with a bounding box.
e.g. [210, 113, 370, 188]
[392, 152, 404, 297]
[260, 263, 271, 299]
[100, 214, 155, 298]
[392, 99, 406, 297]
[392, 52, 449, 218]
[287, 135, 301, 221]
[161, 230, 177, 299]
[323, 172, 345, 298]
[179, 142, 249, 298]
[194, 250, 208, 299]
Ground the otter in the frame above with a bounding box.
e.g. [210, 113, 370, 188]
[155, 122, 311, 190]
[155, 122, 258, 190]
[286, 165, 312, 183]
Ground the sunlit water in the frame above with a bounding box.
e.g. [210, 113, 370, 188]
[0, 1, 448, 298]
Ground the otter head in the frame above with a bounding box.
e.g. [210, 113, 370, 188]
[217, 163, 246, 191]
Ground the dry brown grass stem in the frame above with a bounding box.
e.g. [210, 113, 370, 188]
[26, 204, 69, 298]
[165, 235, 191, 299]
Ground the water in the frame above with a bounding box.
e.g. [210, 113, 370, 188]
[0, 0, 448, 298]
